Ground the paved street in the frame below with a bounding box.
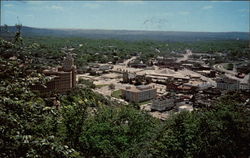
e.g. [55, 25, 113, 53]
[213, 63, 250, 83]
[213, 63, 236, 75]
[176, 49, 192, 63]
[179, 68, 216, 87]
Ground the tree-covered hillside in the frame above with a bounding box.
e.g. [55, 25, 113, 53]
[1, 25, 249, 41]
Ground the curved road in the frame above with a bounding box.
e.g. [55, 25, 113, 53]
[213, 63, 236, 75]
[176, 49, 192, 63]
[213, 63, 250, 83]
[124, 56, 137, 66]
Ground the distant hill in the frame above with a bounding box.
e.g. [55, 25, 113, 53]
[0, 26, 249, 42]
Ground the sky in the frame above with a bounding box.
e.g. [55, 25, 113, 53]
[1, 1, 249, 32]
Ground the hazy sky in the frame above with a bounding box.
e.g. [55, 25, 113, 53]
[1, 1, 249, 32]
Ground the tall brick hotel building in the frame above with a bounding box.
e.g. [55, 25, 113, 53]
[32, 54, 76, 93]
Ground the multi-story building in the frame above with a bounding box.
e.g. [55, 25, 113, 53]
[121, 85, 157, 103]
[32, 54, 76, 93]
[216, 74, 250, 92]
[216, 77, 240, 91]
[239, 75, 250, 91]
[165, 80, 182, 91]
[239, 83, 250, 91]
[151, 95, 175, 111]
[122, 71, 136, 83]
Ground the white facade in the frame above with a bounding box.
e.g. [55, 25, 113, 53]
[216, 79, 239, 91]
[239, 83, 250, 90]
[151, 98, 175, 111]
[122, 86, 157, 103]
[217, 79, 250, 91]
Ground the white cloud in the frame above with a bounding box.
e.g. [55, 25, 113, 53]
[47, 5, 64, 10]
[202, 5, 213, 10]
[179, 11, 190, 15]
[143, 16, 169, 30]
[26, 1, 45, 5]
[82, 3, 101, 9]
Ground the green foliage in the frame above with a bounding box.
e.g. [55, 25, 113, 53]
[78, 78, 96, 89]
[95, 84, 109, 88]
[226, 63, 234, 70]
[21, 36, 250, 69]
[78, 106, 160, 157]
[150, 95, 250, 157]
[0, 57, 79, 157]
[111, 89, 122, 99]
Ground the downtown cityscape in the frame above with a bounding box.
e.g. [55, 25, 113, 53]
[0, 1, 250, 157]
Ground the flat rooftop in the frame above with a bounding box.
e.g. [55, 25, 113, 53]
[123, 85, 155, 92]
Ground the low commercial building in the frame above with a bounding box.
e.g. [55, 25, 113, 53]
[151, 95, 175, 111]
[216, 74, 250, 91]
[197, 70, 216, 78]
[129, 63, 147, 68]
[176, 85, 197, 93]
[166, 81, 182, 91]
[178, 104, 193, 112]
[99, 64, 113, 72]
[147, 69, 190, 81]
[216, 78, 239, 91]
[122, 71, 136, 83]
[193, 88, 221, 108]
[121, 85, 157, 103]
[239, 83, 250, 91]
[89, 64, 113, 75]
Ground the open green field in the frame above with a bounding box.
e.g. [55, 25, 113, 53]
[95, 84, 109, 89]
[111, 89, 122, 99]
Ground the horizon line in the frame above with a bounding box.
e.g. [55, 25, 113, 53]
[1, 25, 249, 34]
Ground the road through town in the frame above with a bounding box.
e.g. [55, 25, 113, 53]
[213, 63, 236, 75]
[176, 49, 192, 63]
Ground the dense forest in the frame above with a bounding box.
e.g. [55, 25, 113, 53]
[0, 34, 250, 157]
